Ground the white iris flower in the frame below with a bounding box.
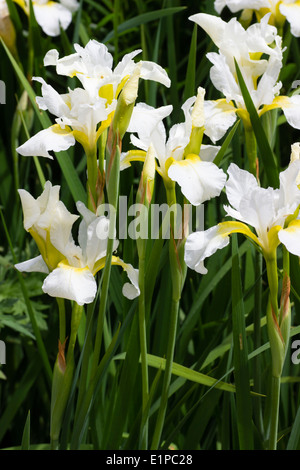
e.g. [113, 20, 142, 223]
[184, 158, 300, 274]
[189, 12, 300, 130]
[15, 182, 140, 305]
[214, 0, 300, 38]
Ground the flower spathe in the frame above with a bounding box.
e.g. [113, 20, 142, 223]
[15, 182, 140, 305]
[13, 0, 79, 37]
[184, 159, 300, 274]
[121, 87, 231, 206]
[214, 0, 300, 38]
[189, 12, 300, 130]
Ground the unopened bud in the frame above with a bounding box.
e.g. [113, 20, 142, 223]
[137, 144, 156, 207]
[192, 87, 205, 128]
[184, 87, 206, 157]
[113, 65, 141, 139]
[0, 1, 17, 56]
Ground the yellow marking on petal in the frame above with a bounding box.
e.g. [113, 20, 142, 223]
[92, 255, 129, 276]
[28, 228, 65, 271]
[267, 225, 281, 255]
[236, 108, 251, 129]
[217, 221, 260, 247]
[284, 218, 300, 233]
[115, 75, 130, 99]
[121, 149, 147, 169]
[249, 52, 263, 61]
[99, 83, 114, 105]
[52, 123, 73, 135]
[57, 260, 90, 274]
[259, 96, 292, 117]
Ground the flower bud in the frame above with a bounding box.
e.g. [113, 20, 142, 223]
[113, 65, 141, 139]
[184, 87, 205, 157]
[0, 1, 17, 56]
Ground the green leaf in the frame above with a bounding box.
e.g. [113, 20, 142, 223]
[234, 59, 279, 188]
[213, 119, 241, 167]
[102, 7, 186, 43]
[231, 234, 254, 450]
[182, 23, 197, 103]
[21, 410, 31, 450]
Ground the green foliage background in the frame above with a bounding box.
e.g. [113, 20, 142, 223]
[1, 0, 300, 450]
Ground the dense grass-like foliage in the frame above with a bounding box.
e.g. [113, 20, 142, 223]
[1, 0, 300, 451]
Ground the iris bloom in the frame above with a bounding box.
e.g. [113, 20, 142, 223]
[214, 0, 300, 37]
[184, 159, 300, 274]
[189, 12, 300, 131]
[15, 181, 140, 305]
[43, 40, 171, 101]
[13, 0, 79, 37]
[121, 87, 233, 206]
[16, 76, 116, 158]
[16, 41, 170, 159]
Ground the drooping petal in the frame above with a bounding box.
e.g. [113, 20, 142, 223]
[278, 219, 300, 256]
[168, 154, 227, 206]
[17, 124, 75, 158]
[139, 61, 171, 88]
[278, 95, 300, 130]
[199, 144, 221, 162]
[279, 2, 300, 37]
[15, 255, 49, 274]
[111, 256, 140, 299]
[33, 2, 73, 37]
[185, 219, 260, 274]
[184, 225, 230, 275]
[42, 263, 97, 305]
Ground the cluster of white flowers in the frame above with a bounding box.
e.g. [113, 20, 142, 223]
[15, 6, 300, 306]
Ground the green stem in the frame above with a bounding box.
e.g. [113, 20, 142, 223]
[265, 253, 279, 319]
[138, 249, 149, 449]
[151, 181, 181, 449]
[269, 375, 281, 450]
[253, 250, 264, 436]
[86, 144, 98, 211]
[244, 126, 258, 179]
[151, 297, 179, 450]
[57, 298, 66, 344]
[90, 212, 117, 381]
[66, 302, 83, 365]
